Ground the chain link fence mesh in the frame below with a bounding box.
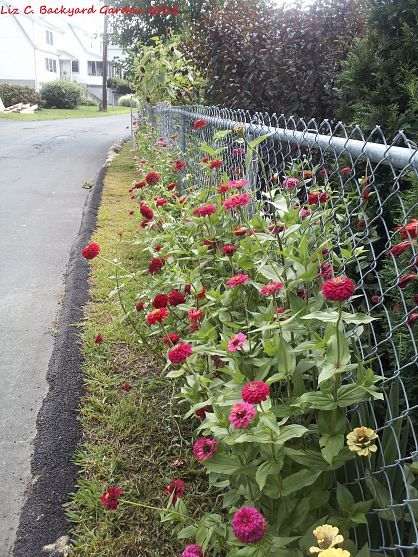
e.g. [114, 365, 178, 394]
[140, 102, 418, 556]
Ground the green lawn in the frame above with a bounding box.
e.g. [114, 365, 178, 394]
[0, 106, 131, 121]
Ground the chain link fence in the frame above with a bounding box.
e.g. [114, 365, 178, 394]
[141, 102, 418, 556]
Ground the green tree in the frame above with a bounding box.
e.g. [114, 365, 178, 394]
[337, 0, 418, 139]
[108, 0, 224, 49]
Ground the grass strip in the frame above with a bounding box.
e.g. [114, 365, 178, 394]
[67, 143, 209, 557]
[0, 106, 130, 121]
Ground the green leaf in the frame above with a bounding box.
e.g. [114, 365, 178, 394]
[255, 461, 278, 491]
[341, 312, 377, 324]
[276, 424, 308, 444]
[166, 367, 186, 378]
[282, 469, 321, 496]
[355, 544, 370, 557]
[336, 384, 370, 407]
[200, 144, 217, 156]
[336, 482, 355, 513]
[284, 448, 330, 471]
[177, 524, 197, 539]
[204, 455, 241, 475]
[320, 434, 344, 464]
[247, 131, 274, 149]
[293, 391, 337, 410]
[301, 311, 339, 322]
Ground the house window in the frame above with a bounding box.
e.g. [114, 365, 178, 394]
[88, 61, 103, 76]
[46, 30, 53, 45]
[45, 58, 57, 73]
[71, 60, 80, 73]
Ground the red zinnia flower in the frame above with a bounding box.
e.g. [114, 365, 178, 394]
[209, 159, 223, 169]
[221, 245, 237, 256]
[407, 313, 418, 327]
[188, 309, 204, 322]
[192, 204, 217, 217]
[319, 169, 329, 176]
[184, 284, 191, 294]
[100, 487, 122, 510]
[232, 507, 267, 543]
[156, 198, 168, 207]
[174, 160, 186, 171]
[164, 479, 185, 504]
[146, 307, 169, 325]
[340, 167, 352, 174]
[217, 183, 231, 194]
[152, 293, 169, 308]
[167, 182, 176, 190]
[128, 210, 134, 215]
[233, 225, 247, 236]
[322, 277, 356, 301]
[193, 438, 218, 461]
[196, 287, 206, 299]
[204, 238, 218, 251]
[95, 333, 103, 344]
[223, 193, 251, 210]
[122, 382, 132, 392]
[242, 382, 270, 404]
[308, 192, 329, 205]
[195, 405, 213, 421]
[193, 119, 207, 129]
[319, 263, 334, 279]
[398, 274, 416, 288]
[168, 343, 192, 364]
[395, 219, 418, 239]
[163, 333, 180, 345]
[357, 220, 366, 230]
[227, 274, 250, 287]
[371, 295, 381, 304]
[168, 290, 186, 306]
[200, 156, 210, 164]
[145, 171, 160, 185]
[82, 242, 100, 260]
[134, 180, 146, 189]
[148, 257, 165, 275]
[135, 301, 145, 311]
[140, 204, 154, 219]
[389, 241, 411, 257]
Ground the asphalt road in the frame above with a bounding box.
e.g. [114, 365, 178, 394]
[0, 114, 129, 556]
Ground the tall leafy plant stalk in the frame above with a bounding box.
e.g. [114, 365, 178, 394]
[83, 121, 403, 557]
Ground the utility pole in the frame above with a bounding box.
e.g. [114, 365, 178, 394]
[101, 14, 108, 111]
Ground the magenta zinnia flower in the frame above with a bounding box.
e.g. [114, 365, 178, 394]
[282, 178, 299, 190]
[228, 332, 247, 352]
[182, 545, 203, 557]
[229, 402, 256, 429]
[227, 274, 250, 287]
[242, 382, 270, 404]
[193, 437, 218, 461]
[164, 479, 185, 503]
[232, 506, 267, 543]
[260, 281, 284, 296]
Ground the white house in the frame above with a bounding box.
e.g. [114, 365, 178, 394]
[0, 4, 124, 102]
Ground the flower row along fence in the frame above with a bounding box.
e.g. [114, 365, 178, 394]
[125, 103, 417, 556]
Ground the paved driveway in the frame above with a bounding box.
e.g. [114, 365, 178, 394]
[0, 114, 129, 555]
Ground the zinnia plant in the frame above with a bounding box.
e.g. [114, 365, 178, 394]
[94, 120, 391, 557]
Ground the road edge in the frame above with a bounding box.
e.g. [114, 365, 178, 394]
[13, 140, 128, 557]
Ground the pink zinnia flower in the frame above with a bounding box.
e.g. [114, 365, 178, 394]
[232, 147, 246, 157]
[227, 274, 250, 287]
[319, 263, 334, 279]
[232, 506, 267, 543]
[182, 545, 203, 557]
[260, 281, 284, 296]
[188, 309, 204, 322]
[223, 193, 251, 210]
[228, 332, 247, 352]
[193, 437, 218, 461]
[192, 204, 217, 217]
[229, 402, 256, 429]
[282, 178, 299, 190]
[242, 382, 270, 404]
[168, 343, 192, 364]
[228, 178, 248, 189]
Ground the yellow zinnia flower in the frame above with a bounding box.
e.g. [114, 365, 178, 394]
[318, 549, 350, 557]
[309, 524, 344, 554]
[346, 426, 378, 456]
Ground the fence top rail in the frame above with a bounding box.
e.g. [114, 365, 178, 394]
[154, 104, 418, 171]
